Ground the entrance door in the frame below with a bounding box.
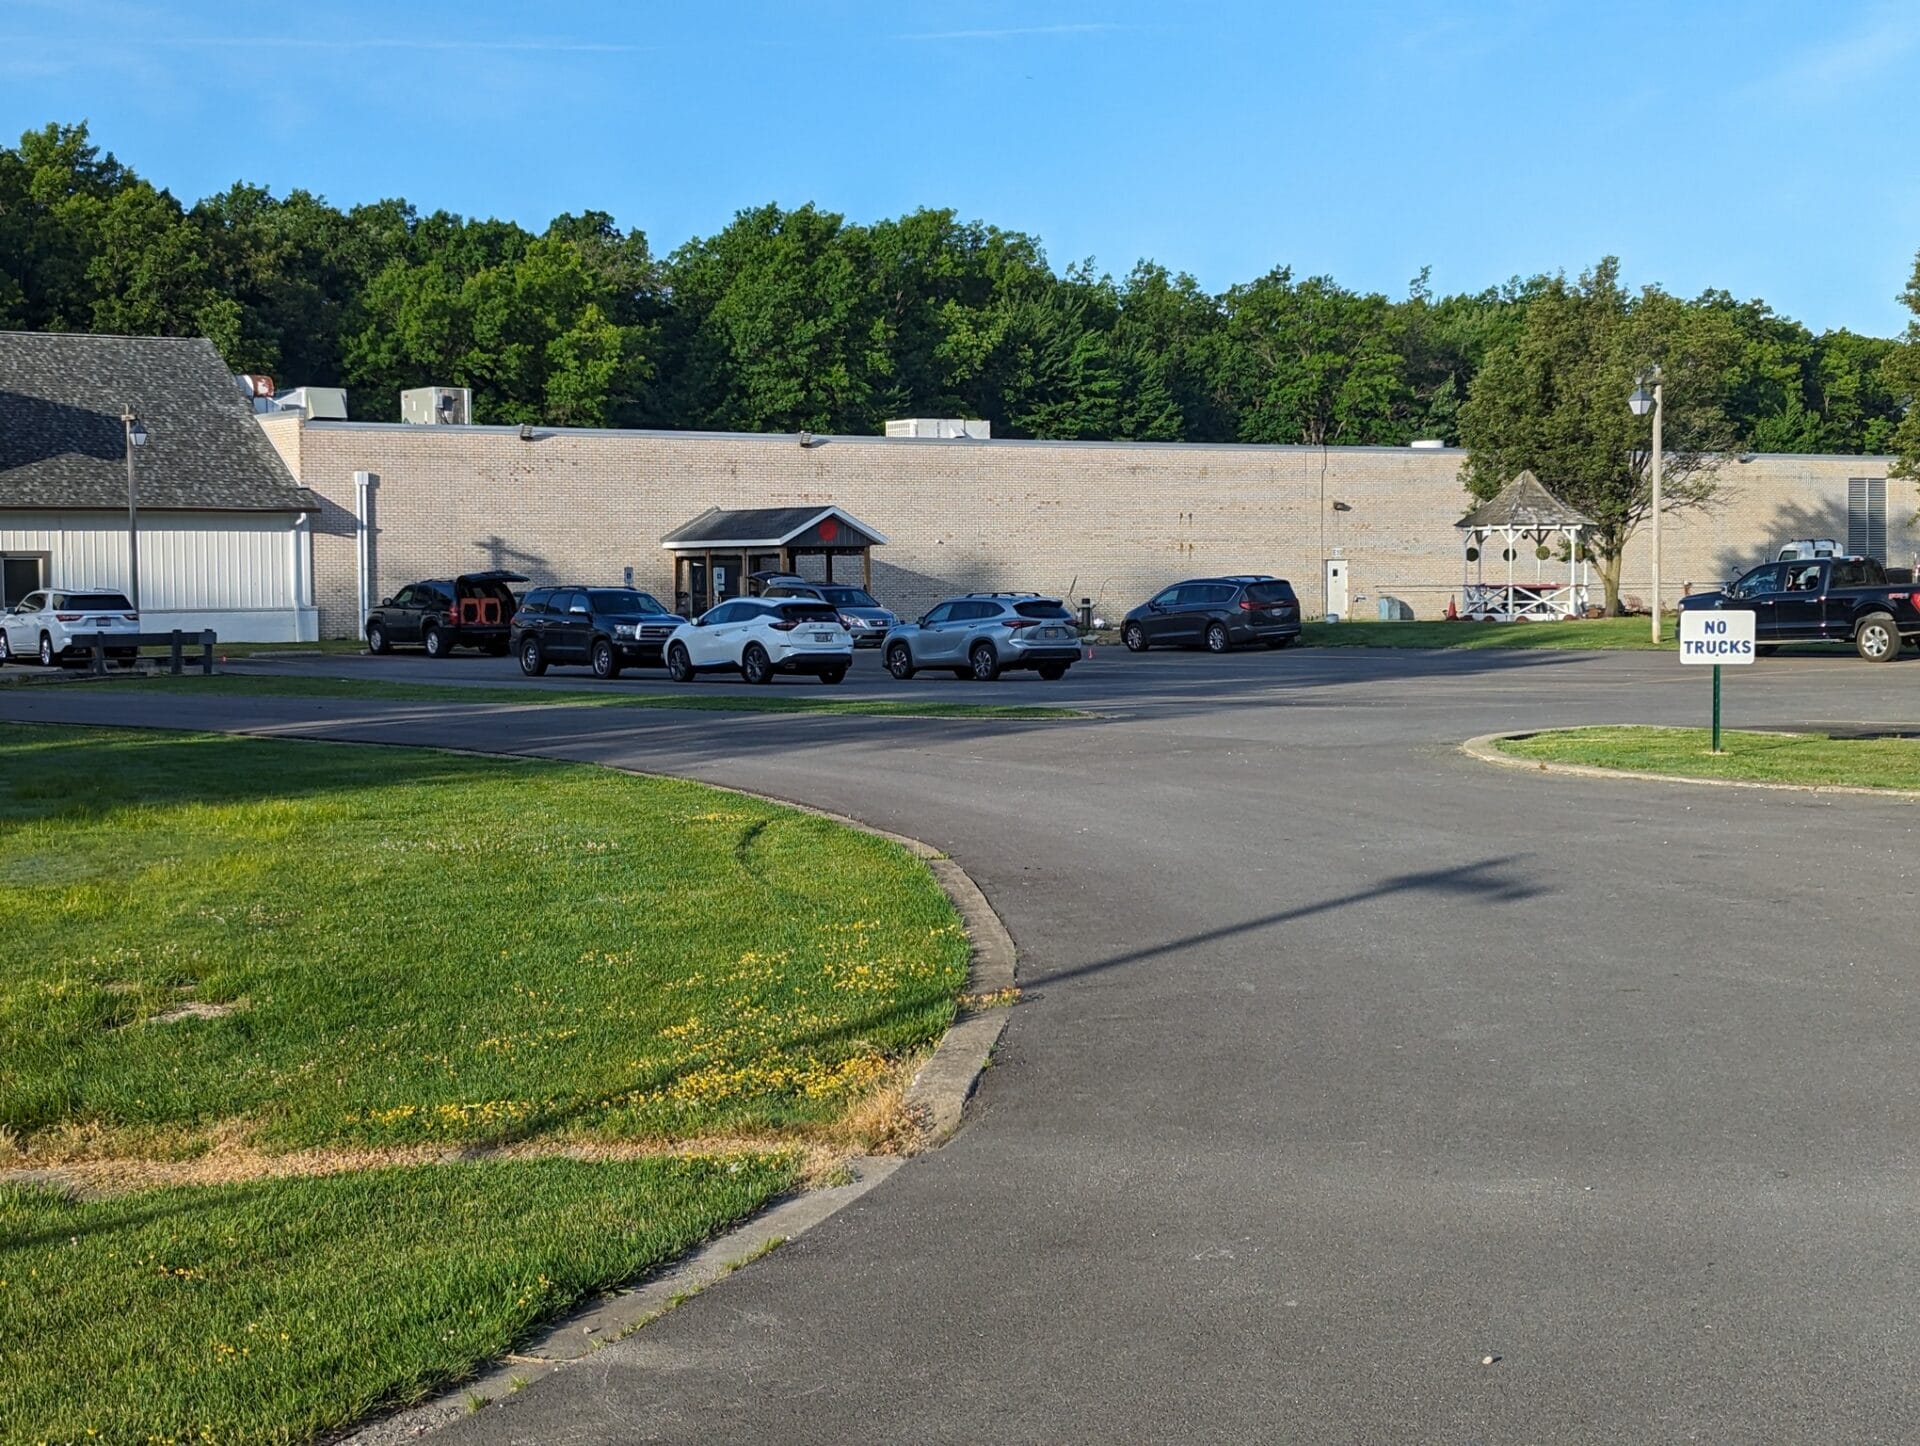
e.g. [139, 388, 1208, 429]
[2, 556, 45, 610]
[1324, 558, 1349, 619]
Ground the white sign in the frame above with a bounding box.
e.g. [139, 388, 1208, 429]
[1679, 609, 1756, 664]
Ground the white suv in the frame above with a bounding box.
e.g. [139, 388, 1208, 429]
[663, 598, 852, 685]
[0, 588, 141, 667]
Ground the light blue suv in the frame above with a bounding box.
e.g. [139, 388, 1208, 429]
[882, 593, 1080, 682]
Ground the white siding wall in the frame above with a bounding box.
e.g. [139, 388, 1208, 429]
[0, 510, 317, 641]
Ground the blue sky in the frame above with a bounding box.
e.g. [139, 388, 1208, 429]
[6, 0, 1919, 335]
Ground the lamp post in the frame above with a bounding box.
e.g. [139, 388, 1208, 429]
[121, 408, 148, 610]
[1629, 370, 1663, 643]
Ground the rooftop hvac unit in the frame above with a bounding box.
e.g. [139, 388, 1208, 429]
[273, 386, 348, 420]
[884, 417, 991, 440]
[401, 386, 472, 425]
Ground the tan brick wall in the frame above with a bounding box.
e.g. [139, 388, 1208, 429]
[271, 419, 1913, 637]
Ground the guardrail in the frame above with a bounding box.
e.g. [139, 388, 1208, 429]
[72, 630, 217, 676]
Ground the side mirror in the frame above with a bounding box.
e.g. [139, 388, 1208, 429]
[916, 615, 930, 627]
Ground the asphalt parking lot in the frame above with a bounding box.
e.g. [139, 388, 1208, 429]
[6, 645, 1920, 1443]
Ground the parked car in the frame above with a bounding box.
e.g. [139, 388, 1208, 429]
[758, 577, 899, 647]
[510, 586, 686, 678]
[1120, 577, 1302, 653]
[663, 597, 853, 684]
[882, 594, 1079, 682]
[1679, 556, 1920, 661]
[364, 571, 528, 657]
[0, 588, 140, 667]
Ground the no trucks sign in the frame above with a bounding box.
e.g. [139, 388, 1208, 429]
[1678, 609, 1753, 752]
[1679, 610, 1755, 663]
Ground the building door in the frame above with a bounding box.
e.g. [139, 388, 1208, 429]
[2, 555, 45, 610]
[1324, 558, 1349, 620]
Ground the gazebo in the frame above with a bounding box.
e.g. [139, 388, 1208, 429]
[1455, 471, 1594, 621]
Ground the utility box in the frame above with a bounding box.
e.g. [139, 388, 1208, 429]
[884, 418, 991, 439]
[274, 386, 348, 420]
[1377, 596, 1414, 621]
[400, 387, 472, 425]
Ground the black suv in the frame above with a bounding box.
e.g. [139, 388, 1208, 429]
[1121, 575, 1301, 653]
[511, 586, 687, 678]
[365, 571, 528, 657]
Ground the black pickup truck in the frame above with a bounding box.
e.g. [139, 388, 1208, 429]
[1679, 556, 1920, 661]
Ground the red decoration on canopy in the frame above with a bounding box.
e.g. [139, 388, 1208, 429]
[818, 518, 840, 542]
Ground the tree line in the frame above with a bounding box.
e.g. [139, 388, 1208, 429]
[0, 122, 1907, 456]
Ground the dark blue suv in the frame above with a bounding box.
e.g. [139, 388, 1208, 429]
[511, 586, 686, 678]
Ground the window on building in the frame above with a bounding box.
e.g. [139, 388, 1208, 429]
[1849, 477, 1887, 561]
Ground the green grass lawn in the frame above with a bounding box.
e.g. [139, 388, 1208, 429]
[0, 725, 969, 1440]
[1495, 726, 1920, 790]
[210, 640, 373, 658]
[1302, 617, 1677, 650]
[0, 1155, 791, 1444]
[105, 672, 1087, 719]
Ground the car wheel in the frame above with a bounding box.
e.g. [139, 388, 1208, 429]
[1856, 615, 1900, 662]
[366, 622, 390, 655]
[39, 633, 54, 667]
[423, 625, 448, 659]
[1037, 663, 1069, 681]
[885, 642, 916, 680]
[0, 632, 10, 665]
[1122, 622, 1148, 652]
[519, 637, 548, 676]
[1755, 644, 1780, 657]
[820, 666, 847, 685]
[591, 638, 621, 679]
[741, 643, 774, 685]
[969, 642, 1001, 681]
[1205, 622, 1230, 653]
[1265, 636, 1294, 650]
[666, 643, 694, 683]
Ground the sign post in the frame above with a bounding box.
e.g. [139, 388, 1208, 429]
[1678, 611, 1756, 753]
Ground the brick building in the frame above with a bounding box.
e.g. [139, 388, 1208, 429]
[253, 409, 1914, 639]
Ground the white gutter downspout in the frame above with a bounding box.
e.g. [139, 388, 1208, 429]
[354, 470, 376, 640]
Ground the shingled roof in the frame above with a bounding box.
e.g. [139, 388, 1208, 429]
[0, 332, 309, 511]
[1456, 470, 1595, 531]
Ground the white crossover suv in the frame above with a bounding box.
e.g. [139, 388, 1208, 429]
[663, 597, 853, 685]
[0, 588, 141, 667]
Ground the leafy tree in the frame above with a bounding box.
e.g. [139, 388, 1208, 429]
[1222, 269, 1405, 445]
[1460, 258, 1742, 614]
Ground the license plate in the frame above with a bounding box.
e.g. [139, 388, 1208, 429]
[1041, 627, 1067, 639]
[812, 632, 836, 642]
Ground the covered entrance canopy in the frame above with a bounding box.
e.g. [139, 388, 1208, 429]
[662, 506, 887, 617]
[1455, 471, 1594, 621]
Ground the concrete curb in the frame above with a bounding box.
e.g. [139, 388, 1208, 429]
[1461, 727, 1920, 802]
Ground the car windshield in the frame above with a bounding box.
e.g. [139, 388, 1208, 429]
[64, 593, 134, 610]
[779, 603, 841, 623]
[1014, 600, 1072, 620]
[588, 589, 665, 614]
[819, 587, 880, 608]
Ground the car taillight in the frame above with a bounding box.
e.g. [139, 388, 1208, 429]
[55, 613, 81, 622]
[1003, 617, 1039, 629]
[122, 612, 138, 621]
[769, 619, 798, 632]
[1238, 599, 1256, 611]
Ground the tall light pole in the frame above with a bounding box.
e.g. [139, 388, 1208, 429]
[1629, 370, 1663, 642]
[121, 408, 148, 610]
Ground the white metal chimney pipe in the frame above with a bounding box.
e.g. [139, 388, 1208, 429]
[354, 471, 376, 639]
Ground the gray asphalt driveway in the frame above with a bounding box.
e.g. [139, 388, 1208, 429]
[5, 649, 1919, 1443]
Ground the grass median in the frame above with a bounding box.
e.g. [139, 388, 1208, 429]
[101, 672, 1088, 719]
[0, 725, 970, 1441]
[1494, 726, 1920, 790]
[1302, 617, 1677, 650]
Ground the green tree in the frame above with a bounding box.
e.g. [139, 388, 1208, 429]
[1460, 258, 1741, 614]
[1221, 269, 1406, 446]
